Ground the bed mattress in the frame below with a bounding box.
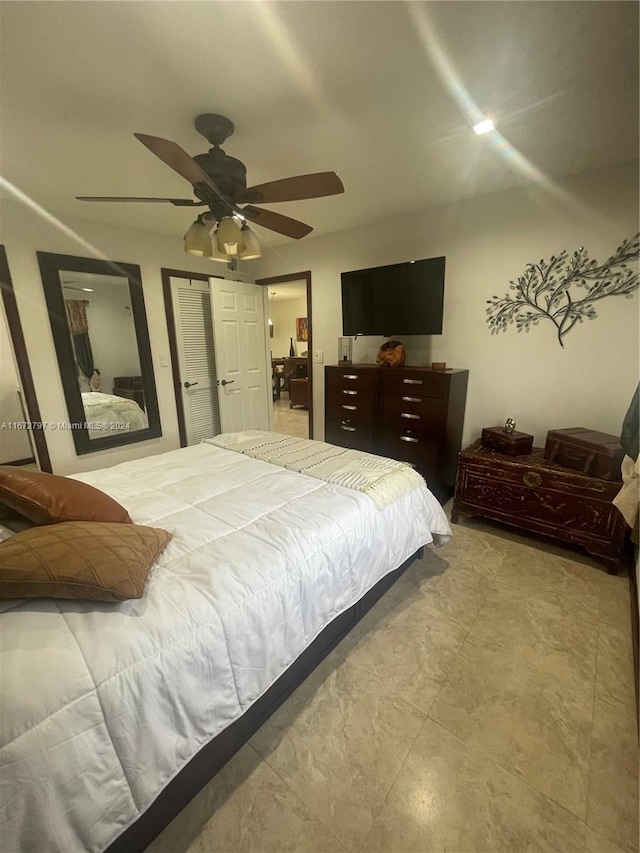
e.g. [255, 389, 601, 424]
[0, 440, 450, 853]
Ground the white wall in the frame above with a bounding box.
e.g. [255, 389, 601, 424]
[0, 199, 246, 474]
[269, 291, 308, 358]
[254, 161, 640, 447]
[0, 302, 33, 463]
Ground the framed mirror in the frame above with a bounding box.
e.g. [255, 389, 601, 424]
[37, 252, 161, 455]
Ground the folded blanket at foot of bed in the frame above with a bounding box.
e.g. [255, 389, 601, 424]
[204, 430, 427, 510]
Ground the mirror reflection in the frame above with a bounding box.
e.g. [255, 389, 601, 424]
[60, 271, 149, 439]
[37, 251, 161, 456]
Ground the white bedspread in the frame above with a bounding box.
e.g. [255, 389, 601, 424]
[0, 441, 450, 853]
[82, 391, 148, 437]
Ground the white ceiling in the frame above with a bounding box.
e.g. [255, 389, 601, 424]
[1, 2, 637, 251]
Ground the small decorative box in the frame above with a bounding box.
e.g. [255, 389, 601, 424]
[481, 426, 534, 456]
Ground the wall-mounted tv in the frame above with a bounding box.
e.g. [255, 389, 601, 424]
[341, 256, 445, 336]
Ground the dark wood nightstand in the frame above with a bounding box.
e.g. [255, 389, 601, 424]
[452, 440, 628, 574]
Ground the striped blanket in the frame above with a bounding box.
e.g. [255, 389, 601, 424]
[204, 431, 426, 510]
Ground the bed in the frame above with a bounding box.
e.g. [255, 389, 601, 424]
[81, 391, 149, 438]
[0, 434, 451, 853]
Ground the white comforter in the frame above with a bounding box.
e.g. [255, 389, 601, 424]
[82, 391, 148, 437]
[0, 441, 450, 853]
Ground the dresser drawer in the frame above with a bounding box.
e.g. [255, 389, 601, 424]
[325, 421, 374, 452]
[326, 385, 376, 420]
[325, 368, 378, 391]
[380, 369, 448, 397]
[381, 393, 445, 432]
[378, 429, 439, 480]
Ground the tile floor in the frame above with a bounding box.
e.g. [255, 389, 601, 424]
[272, 394, 309, 438]
[147, 508, 638, 853]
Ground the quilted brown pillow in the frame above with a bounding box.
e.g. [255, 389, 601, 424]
[0, 522, 171, 601]
[0, 467, 132, 525]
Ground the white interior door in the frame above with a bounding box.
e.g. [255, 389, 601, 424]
[210, 277, 271, 432]
[170, 276, 221, 445]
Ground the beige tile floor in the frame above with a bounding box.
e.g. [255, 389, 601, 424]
[272, 394, 309, 439]
[147, 508, 638, 853]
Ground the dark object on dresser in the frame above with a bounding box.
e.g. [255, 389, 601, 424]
[544, 427, 624, 481]
[481, 426, 534, 456]
[324, 364, 468, 502]
[452, 440, 628, 573]
[105, 547, 423, 853]
[112, 375, 145, 411]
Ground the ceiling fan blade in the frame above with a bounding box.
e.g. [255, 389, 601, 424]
[134, 133, 233, 210]
[76, 196, 206, 206]
[239, 172, 344, 204]
[240, 206, 313, 239]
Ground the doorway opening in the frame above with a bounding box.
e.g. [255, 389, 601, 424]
[258, 272, 312, 439]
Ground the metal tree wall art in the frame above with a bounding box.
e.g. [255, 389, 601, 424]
[486, 233, 639, 348]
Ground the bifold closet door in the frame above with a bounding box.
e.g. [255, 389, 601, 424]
[170, 276, 221, 445]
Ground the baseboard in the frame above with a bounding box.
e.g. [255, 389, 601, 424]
[1, 456, 35, 467]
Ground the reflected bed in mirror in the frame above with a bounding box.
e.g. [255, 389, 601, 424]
[37, 252, 161, 455]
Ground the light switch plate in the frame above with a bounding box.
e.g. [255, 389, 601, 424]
[313, 351, 323, 364]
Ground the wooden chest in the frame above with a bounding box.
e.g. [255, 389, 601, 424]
[452, 441, 628, 573]
[544, 427, 624, 481]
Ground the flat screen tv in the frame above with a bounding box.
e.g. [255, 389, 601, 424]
[341, 256, 445, 336]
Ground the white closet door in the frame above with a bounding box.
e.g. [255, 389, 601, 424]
[209, 278, 270, 433]
[170, 276, 221, 445]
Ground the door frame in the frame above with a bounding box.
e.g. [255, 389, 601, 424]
[161, 268, 212, 448]
[0, 245, 51, 471]
[256, 270, 313, 439]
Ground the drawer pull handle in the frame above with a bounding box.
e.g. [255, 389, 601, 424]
[402, 378, 423, 385]
[401, 396, 421, 403]
[400, 435, 419, 443]
[401, 413, 420, 420]
[341, 404, 357, 411]
[523, 471, 542, 487]
[342, 390, 358, 396]
[342, 374, 358, 380]
[341, 424, 356, 432]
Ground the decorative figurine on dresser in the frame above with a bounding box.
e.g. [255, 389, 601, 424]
[324, 362, 468, 502]
[452, 425, 628, 574]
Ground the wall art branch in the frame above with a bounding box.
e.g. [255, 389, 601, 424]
[486, 233, 639, 348]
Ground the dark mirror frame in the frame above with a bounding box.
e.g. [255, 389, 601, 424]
[37, 251, 161, 455]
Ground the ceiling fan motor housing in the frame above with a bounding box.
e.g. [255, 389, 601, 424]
[193, 148, 247, 204]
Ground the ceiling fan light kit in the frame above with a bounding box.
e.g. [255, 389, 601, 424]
[184, 216, 214, 256]
[216, 216, 245, 256]
[239, 224, 262, 260]
[77, 113, 344, 262]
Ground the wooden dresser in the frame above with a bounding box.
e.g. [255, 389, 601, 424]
[325, 364, 468, 501]
[452, 440, 628, 573]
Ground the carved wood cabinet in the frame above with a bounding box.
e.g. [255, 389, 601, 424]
[325, 364, 469, 501]
[452, 441, 628, 573]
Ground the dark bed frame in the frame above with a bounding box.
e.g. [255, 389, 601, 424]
[106, 548, 423, 852]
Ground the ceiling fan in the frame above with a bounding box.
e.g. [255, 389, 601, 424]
[77, 114, 344, 258]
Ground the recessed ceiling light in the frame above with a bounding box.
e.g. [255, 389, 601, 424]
[473, 118, 495, 135]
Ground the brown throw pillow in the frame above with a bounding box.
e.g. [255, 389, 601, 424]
[0, 467, 132, 526]
[0, 521, 171, 601]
